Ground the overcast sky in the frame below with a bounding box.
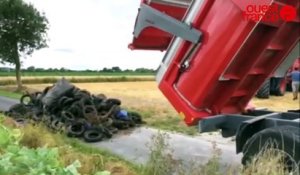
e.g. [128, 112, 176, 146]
[1, 0, 165, 70]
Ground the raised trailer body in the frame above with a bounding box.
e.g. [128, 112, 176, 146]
[129, 0, 300, 171]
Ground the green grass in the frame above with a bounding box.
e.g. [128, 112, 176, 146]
[0, 76, 155, 85]
[0, 89, 22, 99]
[0, 71, 154, 77]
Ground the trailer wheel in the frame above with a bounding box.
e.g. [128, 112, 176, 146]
[256, 79, 270, 99]
[242, 126, 300, 173]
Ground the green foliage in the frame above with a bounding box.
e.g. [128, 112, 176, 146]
[0, 89, 22, 99]
[0, 0, 49, 89]
[0, 0, 49, 63]
[0, 119, 110, 175]
[0, 123, 21, 149]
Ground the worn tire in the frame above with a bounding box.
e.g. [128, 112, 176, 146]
[113, 120, 130, 130]
[242, 126, 300, 173]
[106, 98, 121, 106]
[51, 118, 64, 131]
[14, 118, 27, 125]
[8, 104, 28, 116]
[83, 127, 105, 142]
[256, 79, 270, 99]
[270, 77, 285, 96]
[61, 111, 76, 123]
[67, 121, 86, 137]
[32, 114, 43, 122]
[129, 112, 143, 124]
[20, 94, 33, 105]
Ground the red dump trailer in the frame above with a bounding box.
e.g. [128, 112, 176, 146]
[130, 0, 300, 172]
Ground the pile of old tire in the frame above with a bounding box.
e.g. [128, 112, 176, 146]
[5, 78, 144, 142]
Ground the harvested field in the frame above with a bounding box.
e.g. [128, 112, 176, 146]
[27, 82, 299, 111]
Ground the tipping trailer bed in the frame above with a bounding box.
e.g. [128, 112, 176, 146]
[129, 0, 300, 169]
[129, 0, 300, 126]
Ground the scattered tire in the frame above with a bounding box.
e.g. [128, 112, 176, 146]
[106, 98, 121, 106]
[102, 127, 113, 138]
[129, 112, 143, 124]
[242, 126, 300, 173]
[32, 114, 43, 122]
[61, 111, 76, 123]
[84, 127, 105, 142]
[14, 118, 27, 125]
[8, 104, 28, 116]
[20, 94, 33, 105]
[113, 120, 130, 130]
[67, 122, 86, 137]
[51, 119, 64, 131]
[256, 79, 270, 99]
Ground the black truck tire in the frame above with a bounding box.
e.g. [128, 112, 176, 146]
[256, 79, 270, 99]
[270, 77, 285, 96]
[242, 126, 300, 173]
[83, 127, 105, 142]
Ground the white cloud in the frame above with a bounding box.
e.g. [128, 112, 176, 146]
[1, 0, 165, 70]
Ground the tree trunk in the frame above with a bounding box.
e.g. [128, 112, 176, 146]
[14, 45, 22, 91]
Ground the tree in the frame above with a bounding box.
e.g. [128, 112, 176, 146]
[111, 66, 121, 72]
[26, 66, 35, 72]
[0, 0, 48, 90]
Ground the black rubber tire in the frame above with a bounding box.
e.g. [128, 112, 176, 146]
[32, 114, 43, 122]
[67, 121, 86, 137]
[107, 126, 118, 134]
[106, 98, 121, 106]
[129, 112, 143, 124]
[14, 118, 27, 125]
[101, 127, 113, 138]
[31, 92, 43, 106]
[242, 126, 300, 173]
[8, 104, 28, 116]
[256, 79, 270, 99]
[83, 105, 98, 124]
[270, 77, 285, 96]
[83, 127, 105, 142]
[62, 98, 75, 107]
[113, 120, 130, 130]
[51, 118, 64, 131]
[20, 94, 33, 105]
[58, 96, 69, 107]
[61, 111, 76, 123]
[67, 104, 82, 118]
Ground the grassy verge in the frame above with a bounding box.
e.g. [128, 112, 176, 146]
[136, 132, 295, 175]
[0, 76, 155, 85]
[1, 112, 295, 175]
[0, 89, 22, 99]
[1, 115, 140, 175]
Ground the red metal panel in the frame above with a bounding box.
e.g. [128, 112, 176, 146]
[128, 0, 189, 50]
[158, 0, 300, 125]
